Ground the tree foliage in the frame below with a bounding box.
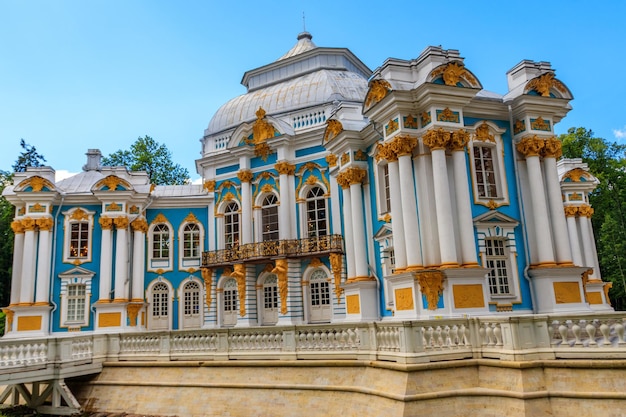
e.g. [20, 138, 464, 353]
[102, 136, 190, 185]
[12, 139, 47, 172]
[560, 127, 626, 310]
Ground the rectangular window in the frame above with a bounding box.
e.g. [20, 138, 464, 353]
[474, 145, 498, 198]
[485, 238, 510, 295]
[67, 284, 86, 322]
[383, 164, 391, 213]
[183, 226, 200, 258]
[262, 206, 279, 241]
[69, 222, 89, 258]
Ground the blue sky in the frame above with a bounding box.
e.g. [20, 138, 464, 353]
[1, 1, 624, 181]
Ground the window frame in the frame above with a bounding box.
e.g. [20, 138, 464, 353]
[223, 201, 240, 249]
[299, 183, 329, 239]
[375, 162, 392, 216]
[148, 218, 173, 272]
[62, 208, 95, 265]
[260, 193, 279, 242]
[178, 218, 205, 270]
[468, 121, 509, 208]
[58, 267, 94, 329]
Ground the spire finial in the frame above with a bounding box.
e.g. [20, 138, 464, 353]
[302, 12, 306, 32]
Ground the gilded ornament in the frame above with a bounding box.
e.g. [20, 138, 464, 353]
[563, 168, 589, 182]
[475, 122, 494, 142]
[149, 183, 156, 193]
[603, 282, 613, 306]
[99, 216, 114, 230]
[422, 128, 451, 150]
[21, 217, 37, 231]
[100, 176, 122, 192]
[30, 203, 46, 213]
[152, 213, 168, 224]
[564, 206, 579, 217]
[553, 281, 582, 304]
[231, 264, 247, 317]
[27, 176, 47, 192]
[201, 268, 213, 308]
[36, 217, 54, 231]
[184, 212, 199, 223]
[569, 192, 583, 201]
[421, 111, 432, 127]
[340, 152, 350, 165]
[275, 161, 296, 175]
[224, 191, 235, 201]
[323, 119, 343, 143]
[429, 62, 479, 87]
[261, 184, 274, 194]
[383, 213, 391, 223]
[542, 137, 562, 158]
[237, 170, 253, 183]
[487, 200, 498, 210]
[305, 175, 318, 185]
[203, 179, 216, 192]
[581, 268, 593, 300]
[415, 270, 445, 311]
[309, 257, 322, 268]
[391, 134, 418, 156]
[515, 135, 545, 157]
[525, 72, 567, 97]
[385, 118, 399, 136]
[578, 204, 594, 218]
[337, 167, 367, 187]
[326, 153, 338, 167]
[329, 253, 344, 303]
[18, 207, 25, 216]
[354, 149, 368, 161]
[106, 202, 122, 212]
[448, 130, 470, 151]
[255, 142, 273, 161]
[131, 218, 149, 233]
[11, 220, 25, 234]
[127, 304, 143, 326]
[271, 259, 289, 315]
[2, 309, 14, 331]
[531, 117, 551, 131]
[252, 107, 277, 144]
[514, 119, 526, 135]
[404, 114, 418, 129]
[365, 79, 392, 107]
[375, 142, 396, 163]
[114, 216, 129, 229]
[70, 208, 89, 221]
[436, 107, 460, 123]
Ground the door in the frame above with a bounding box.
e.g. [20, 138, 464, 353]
[150, 282, 170, 330]
[262, 274, 278, 325]
[181, 281, 202, 329]
[223, 278, 238, 327]
[309, 270, 331, 323]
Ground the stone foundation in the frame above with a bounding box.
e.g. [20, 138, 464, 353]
[70, 359, 626, 417]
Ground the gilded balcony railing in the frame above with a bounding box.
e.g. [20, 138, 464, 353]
[201, 234, 343, 267]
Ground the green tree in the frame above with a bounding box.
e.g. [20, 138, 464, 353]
[102, 136, 190, 185]
[13, 139, 47, 172]
[560, 127, 626, 309]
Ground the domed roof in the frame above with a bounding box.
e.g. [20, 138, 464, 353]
[205, 33, 371, 136]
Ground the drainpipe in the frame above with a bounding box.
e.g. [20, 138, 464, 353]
[48, 193, 66, 334]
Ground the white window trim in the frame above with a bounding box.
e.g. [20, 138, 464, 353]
[58, 268, 94, 329]
[217, 200, 241, 250]
[178, 220, 205, 270]
[298, 182, 329, 239]
[62, 208, 95, 265]
[374, 162, 392, 217]
[254, 191, 280, 242]
[468, 121, 509, 207]
[147, 220, 174, 273]
[177, 276, 204, 328]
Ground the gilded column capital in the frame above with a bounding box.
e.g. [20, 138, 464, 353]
[516, 135, 545, 157]
[36, 217, 54, 231]
[21, 217, 37, 232]
[542, 137, 563, 158]
[325, 153, 338, 167]
[375, 142, 397, 163]
[391, 134, 418, 157]
[113, 216, 129, 229]
[237, 169, 253, 183]
[337, 167, 367, 188]
[422, 128, 451, 151]
[564, 206, 579, 217]
[578, 204, 594, 218]
[131, 218, 149, 233]
[11, 220, 25, 234]
[448, 129, 470, 151]
[275, 161, 296, 176]
[99, 217, 114, 230]
[203, 179, 216, 192]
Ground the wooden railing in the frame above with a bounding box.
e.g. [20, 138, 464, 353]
[201, 234, 343, 267]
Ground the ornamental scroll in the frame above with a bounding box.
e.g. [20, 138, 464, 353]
[415, 270, 445, 311]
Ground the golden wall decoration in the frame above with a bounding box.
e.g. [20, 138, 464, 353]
[11, 220, 24, 234]
[514, 119, 526, 135]
[98, 312, 122, 327]
[131, 218, 148, 233]
[531, 117, 551, 131]
[329, 253, 344, 303]
[394, 287, 414, 311]
[542, 137, 562, 158]
[237, 170, 253, 183]
[525, 72, 568, 97]
[587, 292, 603, 304]
[127, 304, 143, 326]
[203, 179, 216, 192]
[354, 149, 368, 161]
[515, 135, 545, 157]
[2, 309, 14, 330]
[275, 161, 296, 175]
[375, 142, 395, 163]
[365, 79, 392, 107]
[340, 152, 350, 165]
[152, 213, 168, 224]
[254, 142, 273, 161]
[436, 108, 460, 123]
[429, 62, 479, 87]
[475, 122, 495, 142]
[272, 259, 289, 315]
[346, 294, 360, 314]
[252, 107, 277, 144]
[21, 217, 37, 232]
[553, 281, 582, 304]
[201, 268, 213, 308]
[323, 119, 343, 143]
[448, 130, 470, 151]
[452, 284, 485, 309]
[337, 167, 367, 189]
[17, 315, 42, 331]
[422, 128, 451, 150]
[184, 212, 199, 223]
[578, 204, 594, 218]
[231, 264, 247, 317]
[325, 153, 337, 167]
[421, 111, 431, 127]
[114, 217, 129, 229]
[385, 118, 399, 136]
[416, 270, 445, 310]
[564, 206, 578, 217]
[604, 282, 613, 306]
[27, 176, 47, 192]
[391, 134, 418, 156]
[106, 202, 122, 212]
[36, 217, 54, 231]
[404, 114, 418, 129]
[70, 208, 89, 221]
[563, 168, 590, 182]
[129, 205, 140, 214]
[29, 203, 46, 213]
[569, 192, 583, 202]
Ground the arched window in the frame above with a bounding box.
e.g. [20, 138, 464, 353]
[261, 194, 279, 241]
[305, 186, 327, 237]
[224, 202, 240, 249]
[473, 145, 498, 198]
[69, 222, 89, 258]
[182, 223, 201, 259]
[152, 224, 170, 259]
[63, 207, 95, 264]
[468, 122, 509, 207]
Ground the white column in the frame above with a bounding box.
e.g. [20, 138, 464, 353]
[34, 218, 54, 305]
[131, 218, 147, 302]
[20, 218, 37, 305]
[9, 221, 25, 306]
[578, 205, 596, 270]
[238, 170, 253, 244]
[350, 180, 368, 278]
[99, 217, 114, 302]
[276, 162, 295, 240]
[543, 141, 573, 265]
[450, 133, 478, 266]
[339, 184, 356, 279]
[516, 137, 555, 266]
[113, 217, 129, 302]
[565, 207, 584, 267]
[387, 159, 407, 270]
[398, 156, 423, 269]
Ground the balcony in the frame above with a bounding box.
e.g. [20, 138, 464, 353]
[201, 234, 344, 267]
